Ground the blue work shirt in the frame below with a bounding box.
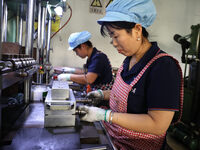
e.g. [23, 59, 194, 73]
[121, 42, 180, 114]
[86, 47, 113, 85]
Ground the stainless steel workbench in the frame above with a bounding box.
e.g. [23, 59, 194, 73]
[0, 96, 115, 150]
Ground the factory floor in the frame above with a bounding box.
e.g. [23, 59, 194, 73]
[1, 102, 189, 150]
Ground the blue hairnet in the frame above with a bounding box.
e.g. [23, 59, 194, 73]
[97, 0, 156, 28]
[68, 31, 91, 50]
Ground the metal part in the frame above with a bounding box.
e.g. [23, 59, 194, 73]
[24, 0, 36, 104]
[51, 81, 70, 100]
[76, 98, 92, 103]
[44, 81, 76, 127]
[79, 145, 107, 150]
[25, 0, 35, 56]
[18, 3, 23, 45]
[73, 109, 87, 115]
[1, 1, 7, 42]
[37, 1, 42, 84]
[46, 9, 51, 64]
[41, 6, 47, 64]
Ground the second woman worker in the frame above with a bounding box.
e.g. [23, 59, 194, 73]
[57, 31, 113, 90]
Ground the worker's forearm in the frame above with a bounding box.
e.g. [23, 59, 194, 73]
[74, 68, 84, 74]
[111, 111, 174, 135]
[70, 74, 87, 84]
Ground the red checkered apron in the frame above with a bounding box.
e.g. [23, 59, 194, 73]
[103, 53, 183, 150]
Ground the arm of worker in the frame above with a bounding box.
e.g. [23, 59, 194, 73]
[78, 105, 174, 136]
[57, 72, 98, 84]
[54, 67, 84, 74]
[110, 110, 174, 136]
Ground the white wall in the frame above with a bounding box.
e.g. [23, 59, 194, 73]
[49, 0, 200, 71]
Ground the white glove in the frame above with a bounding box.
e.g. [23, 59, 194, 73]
[57, 73, 71, 81]
[78, 105, 111, 122]
[87, 90, 104, 100]
[63, 67, 75, 73]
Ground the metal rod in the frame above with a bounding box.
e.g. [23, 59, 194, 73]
[18, 3, 23, 45]
[99, 121, 117, 150]
[24, 0, 35, 103]
[76, 98, 92, 103]
[37, 1, 42, 63]
[25, 0, 35, 56]
[1, 2, 7, 42]
[0, 0, 3, 139]
[41, 6, 47, 65]
[79, 145, 107, 150]
[37, 1, 42, 84]
[46, 10, 51, 64]
[0, 0, 3, 43]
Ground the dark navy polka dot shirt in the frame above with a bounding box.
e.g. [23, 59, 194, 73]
[121, 42, 180, 114]
[86, 47, 113, 85]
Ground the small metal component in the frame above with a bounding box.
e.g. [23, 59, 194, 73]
[78, 145, 107, 150]
[73, 109, 87, 115]
[76, 98, 92, 103]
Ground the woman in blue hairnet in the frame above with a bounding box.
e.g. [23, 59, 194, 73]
[78, 0, 183, 150]
[56, 31, 113, 90]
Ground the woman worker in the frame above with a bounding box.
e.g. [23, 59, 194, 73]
[57, 31, 113, 89]
[77, 0, 183, 149]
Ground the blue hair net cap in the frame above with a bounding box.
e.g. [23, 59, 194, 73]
[68, 31, 91, 50]
[97, 0, 156, 28]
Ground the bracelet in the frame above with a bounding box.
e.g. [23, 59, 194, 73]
[109, 111, 114, 124]
[104, 110, 108, 121]
[97, 89, 104, 99]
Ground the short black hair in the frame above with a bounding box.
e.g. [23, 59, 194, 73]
[100, 21, 149, 38]
[73, 40, 93, 50]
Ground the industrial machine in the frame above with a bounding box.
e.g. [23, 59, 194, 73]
[44, 81, 76, 127]
[0, 0, 69, 144]
[168, 24, 200, 150]
[0, 42, 37, 142]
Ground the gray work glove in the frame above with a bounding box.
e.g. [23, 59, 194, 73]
[77, 105, 111, 122]
[86, 90, 104, 106]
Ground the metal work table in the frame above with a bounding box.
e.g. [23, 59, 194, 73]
[0, 85, 115, 150]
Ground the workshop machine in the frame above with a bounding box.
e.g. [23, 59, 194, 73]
[168, 24, 200, 150]
[44, 80, 76, 127]
[0, 42, 37, 142]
